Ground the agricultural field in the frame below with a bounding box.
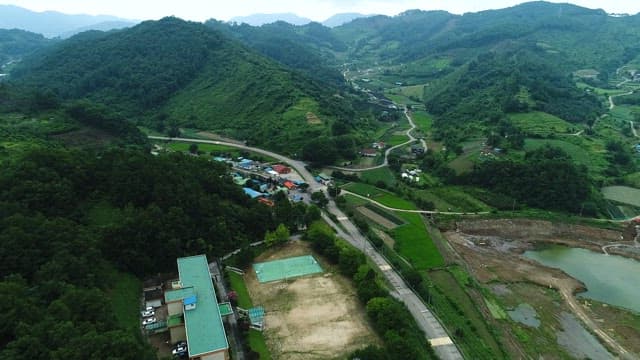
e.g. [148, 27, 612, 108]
[602, 186, 640, 207]
[393, 212, 444, 269]
[360, 166, 397, 187]
[427, 269, 503, 358]
[524, 138, 607, 174]
[414, 187, 491, 213]
[411, 110, 433, 133]
[243, 241, 379, 360]
[509, 112, 577, 137]
[448, 140, 484, 175]
[342, 182, 416, 210]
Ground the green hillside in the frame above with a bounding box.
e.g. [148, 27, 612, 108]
[11, 17, 369, 154]
[0, 28, 53, 65]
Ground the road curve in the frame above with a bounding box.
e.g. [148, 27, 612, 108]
[149, 135, 464, 360]
[330, 107, 425, 172]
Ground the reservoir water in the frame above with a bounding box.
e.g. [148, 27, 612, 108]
[524, 245, 640, 313]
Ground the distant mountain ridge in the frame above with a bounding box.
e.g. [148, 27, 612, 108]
[229, 13, 312, 26]
[0, 4, 137, 38]
[322, 13, 369, 27]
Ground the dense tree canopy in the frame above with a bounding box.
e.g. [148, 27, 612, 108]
[0, 146, 287, 358]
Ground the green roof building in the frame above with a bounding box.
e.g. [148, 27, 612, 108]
[165, 255, 229, 360]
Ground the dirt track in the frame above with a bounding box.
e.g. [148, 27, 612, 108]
[445, 219, 635, 359]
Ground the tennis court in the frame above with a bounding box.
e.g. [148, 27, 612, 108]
[253, 255, 323, 283]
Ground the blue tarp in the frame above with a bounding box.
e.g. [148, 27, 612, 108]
[243, 188, 264, 199]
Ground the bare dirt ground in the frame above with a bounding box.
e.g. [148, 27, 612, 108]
[357, 206, 397, 230]
[245, 241, 379, 360]
[445, 219, 638, 359]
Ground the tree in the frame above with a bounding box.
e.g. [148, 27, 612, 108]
[265, 223, 290, 247]
[188, 143, 199, 154]
[311, 191, 328, 208]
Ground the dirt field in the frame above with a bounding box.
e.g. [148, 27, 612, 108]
[357, 206, 397, 229]
[245, 241, 379, 359]
[445, 219, 639, 359]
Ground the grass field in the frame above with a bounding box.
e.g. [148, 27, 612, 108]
[602, 186, 640, 207]
[509, 112, 576, 136]
[524, 138, 607, 174]
[343, 182, 417, 210]
[393, 213, 444, 269]
[360, 166, 397, 187]
[415, 187, 491, 213]
[428, 269, 503, 358]
[576, 82, 631, 96]
[227, 271, 271, 359]
[106, 270, 141, 332]
[411, 110, 433, 133]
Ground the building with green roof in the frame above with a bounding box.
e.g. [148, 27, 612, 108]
[164, 255, 229, 360]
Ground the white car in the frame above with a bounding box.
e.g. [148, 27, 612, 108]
[142, 317, 157, 326]
[172, 345, 187, 355]
[141, 310, 155, 318]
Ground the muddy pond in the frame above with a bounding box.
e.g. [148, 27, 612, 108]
[524, 245, 640, 313]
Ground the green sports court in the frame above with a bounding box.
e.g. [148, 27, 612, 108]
[253, 255, 323, 283]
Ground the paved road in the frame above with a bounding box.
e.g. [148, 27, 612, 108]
[342, 190, 489, 216]
[149, 136, 322, 193]
[322, 203, 463, 360]
[150, 135, 464, 359]
[330, 107, 425, 172]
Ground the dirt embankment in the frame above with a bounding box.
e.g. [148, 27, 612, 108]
[445, 218, 636, 359]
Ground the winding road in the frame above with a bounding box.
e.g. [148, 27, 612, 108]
[330, 107, 427, 172]
[149, 135, 464, 360]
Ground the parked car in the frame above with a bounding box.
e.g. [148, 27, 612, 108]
[172, 345, 187, 355]
[142, 317, 157, 326]
[141, 310, 155, 318]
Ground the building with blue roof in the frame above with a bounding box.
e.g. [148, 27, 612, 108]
[243, 187, 264, 199]
[164, 255, 229, 360]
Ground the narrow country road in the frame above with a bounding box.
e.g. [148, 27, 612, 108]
[149, 135, 464, 360]
[608, 91, 634, 110]
[630, 121, 638, 138]
[342, 190, 489, 216]
[330, 107, 426, 172]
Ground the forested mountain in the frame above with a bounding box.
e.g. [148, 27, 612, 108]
[205, 20, 347, 85]
[11, 17, 372, 153]
[0, 29, 53, 65]
[424, 48, 603, 136]
[0, 4, 137, 38]
[335, 2, 640, 72]
[0, 144, 305, 359]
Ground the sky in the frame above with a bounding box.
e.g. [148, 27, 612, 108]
[2, 0, 639, 22]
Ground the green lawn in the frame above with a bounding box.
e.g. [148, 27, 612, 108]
[248, 330, 271, 360]
[227, 271, 271, 360]
[393, 213, 444, 269]
[361, 167, 397, 187]
[106, 270, 141, 332]
[343, 182, 417, 210]
[228, 271, 253, 309]
[509, 112, 576, 136]
[411, 110, 433, 133]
